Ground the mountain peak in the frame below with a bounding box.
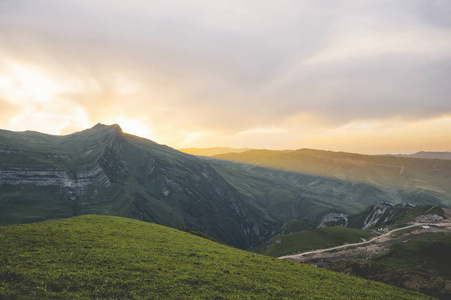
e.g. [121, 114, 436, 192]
[92, 123, 123, 132]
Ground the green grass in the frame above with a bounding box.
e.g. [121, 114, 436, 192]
[330, 233, 451, 299]
[389, 206, 445, 227]
[376, 233, 451, 277]
[0, 216, 431, 299]
[263, 226, 376, 257]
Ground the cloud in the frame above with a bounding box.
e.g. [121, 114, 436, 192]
[0, 0, 450, 151]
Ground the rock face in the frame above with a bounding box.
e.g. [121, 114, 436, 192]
[0, 124, 271, 249]
[343, 204, 445, 230]
[415, 214, 444, 223]
[317, 212, 349, 228]
[0, 165, 111, 188]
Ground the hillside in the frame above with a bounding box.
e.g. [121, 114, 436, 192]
[330, 233, 451, 299]
[0, 215, 432, 299]
[261, 226, 376, 257]
[261, 205, 446, 259]
[213, 148, 451, 208]
[2, 124, 432, 249]
[275, 208, 451, 299]
[0, 124, 273, 249]
[2, 125, 450, 249]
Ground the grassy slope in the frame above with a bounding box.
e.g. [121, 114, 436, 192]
[0, 216, 430, 300]
[262, 227, 376, 257]
[0, 125, 278, 249]
[207, 159, 390, 221]
[213, 149, 451, 208]
[378, 233, 451, 276]
[330, 233, 451, 299]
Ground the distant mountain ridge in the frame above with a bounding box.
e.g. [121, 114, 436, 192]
[213, 148, 451, 208]
[394, 151, 451, 160]
[179, 147, 252, 156]
[181, 147, 451, 160]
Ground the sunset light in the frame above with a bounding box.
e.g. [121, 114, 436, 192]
[0, 0, 450, 153]
[1, 2, 451, 299]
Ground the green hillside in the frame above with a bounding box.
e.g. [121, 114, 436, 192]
[0, 215, 431, 299]
[0, 125, 276, 249]
[330, 233, 451, 299]
[2, 124, 426, 249]
[2, 125, 450, 250]
[262, 226, 376, 257]
[213, 148, 451, 208]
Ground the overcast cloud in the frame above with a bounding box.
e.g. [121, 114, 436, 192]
[0, 0, 450, 152]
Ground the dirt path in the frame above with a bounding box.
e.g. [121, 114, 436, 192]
[278, 222, 449, 261]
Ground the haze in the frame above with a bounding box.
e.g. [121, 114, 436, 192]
[1, 0, 450, 154]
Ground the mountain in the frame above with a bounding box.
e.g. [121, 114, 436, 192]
[0, 124, 414, 248]
[0, 124, 273, 248]
[178, 147, 252, 156]
[213, 148, 451, 208]
[1, 125, 450, 249]
[395, 151, 451, 160]
[0, 215, 431, 299]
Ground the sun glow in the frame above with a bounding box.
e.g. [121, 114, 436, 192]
[0, 61, 63, 104]
[110, 117, 153, 140]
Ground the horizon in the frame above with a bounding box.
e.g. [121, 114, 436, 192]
[1, 1, 451, 154]
[1, 122, 447, 156]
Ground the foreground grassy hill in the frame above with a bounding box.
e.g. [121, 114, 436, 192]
[0, 216, 431, 299]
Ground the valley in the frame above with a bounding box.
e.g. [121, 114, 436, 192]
[279, 217, 451, 262]
[272, 208, 451, 299]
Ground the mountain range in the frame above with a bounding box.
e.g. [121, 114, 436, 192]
[212, 148, 451, 209]
[179, 147, 451, 160]
[395, 151, 451, 160]
[1, 124, 450, 249]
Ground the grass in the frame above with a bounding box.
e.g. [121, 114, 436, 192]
[0, 215, 431, 299]
[388, 206, 445, 228]
[376, 233, 451, 277]
[330, 233, 451, 299]
[260, 226, 376, 257]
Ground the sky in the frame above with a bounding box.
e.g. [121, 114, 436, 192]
[0, 0, 451, 154]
